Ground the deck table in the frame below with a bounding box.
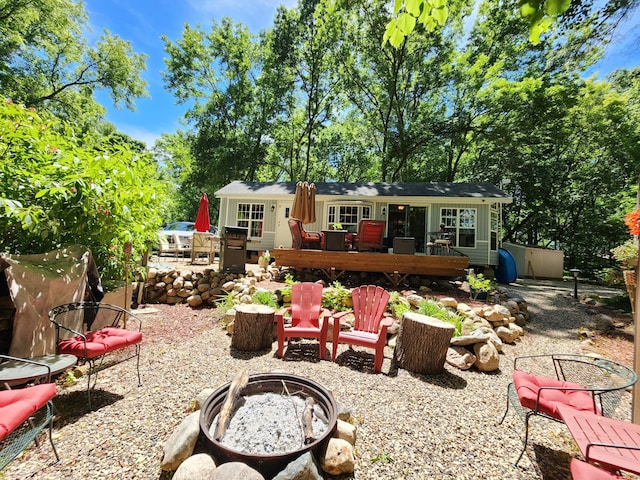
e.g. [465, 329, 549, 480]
[558, 405, 640, 475]
[0, 354, 77, 388]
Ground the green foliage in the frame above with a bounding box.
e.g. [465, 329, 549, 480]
[467, 273, 495, 301]
[417, 298, 464, 336]
[385, 0, 573, 47]
[388, 291, 412, 319]
[611, 239, 639, 269]
[214, 291, 239, 315]
[0, 0, 148, 129]
[0, 99, 169, 282]
[322, 281, 352, 312]
[251, 290, 278, 308]
[279, 273, 297, 299]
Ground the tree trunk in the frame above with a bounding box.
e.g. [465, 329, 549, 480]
[393, 312, 454, 374]
[232, 304, 275, 351]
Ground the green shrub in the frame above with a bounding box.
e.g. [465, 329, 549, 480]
[251, 290, 278, 308]
[322, 281, 351, 311]
[417, 298, 463, 336]
[388, 291, 411, 319]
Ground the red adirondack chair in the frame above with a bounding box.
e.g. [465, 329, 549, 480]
[332, 285, 393, 373]
[276, 282, 330, 359]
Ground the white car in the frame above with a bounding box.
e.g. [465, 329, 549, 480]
[160, 221, 196, 246]
[157, 222, 220, 257]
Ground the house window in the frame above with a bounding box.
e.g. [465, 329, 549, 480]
[237, 203, 264, 238]
[328, 204, 371, 233]
[440, 208, 476, 247]
[490, 205, 499, 251]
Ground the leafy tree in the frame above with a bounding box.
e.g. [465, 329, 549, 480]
[0, 99, 169, 281]
[163, 18, 282, 193]
[0, 0, 148, 130]
[385, 0, 573, 47]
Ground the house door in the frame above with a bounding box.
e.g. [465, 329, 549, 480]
[274, 202, 293, 248]
[408, 206, 428, 253]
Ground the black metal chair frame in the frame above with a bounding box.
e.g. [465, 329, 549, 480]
[0, 355, 59, 470]
[49, 302, 142, 409]
[499, 353, 637, 466]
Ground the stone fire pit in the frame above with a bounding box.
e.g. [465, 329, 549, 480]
[199, 373, 338, 479]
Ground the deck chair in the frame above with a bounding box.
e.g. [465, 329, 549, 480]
[49, 302, 143, 410]
[332, 285, 393, 373]
[0, 355, 59, 470]
[353, 220, 386, 252]
[191, 232, 216, 264]
[157, 233, 177, 258]
[499, 353, 637, 466]
[276, 282, 330, 359]
[288, 219, 323, 250]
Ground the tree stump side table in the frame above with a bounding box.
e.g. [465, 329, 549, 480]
[232, 304, 276, 351]
[393, 312, 454, 374]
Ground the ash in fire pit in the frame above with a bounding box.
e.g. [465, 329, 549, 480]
[211, 392, 329, 455]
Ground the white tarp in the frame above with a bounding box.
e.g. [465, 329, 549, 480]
[0, 246, 100, 357]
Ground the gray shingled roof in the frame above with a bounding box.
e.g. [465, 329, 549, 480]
[215, 181, 509, 199]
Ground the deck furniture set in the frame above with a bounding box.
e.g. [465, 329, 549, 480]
[500, 353, 639, 478]
[0, 301, 144, 471]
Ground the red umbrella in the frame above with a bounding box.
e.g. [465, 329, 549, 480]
[195, 193, 210, 232]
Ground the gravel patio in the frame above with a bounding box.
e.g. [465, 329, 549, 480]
[2, 277, 635, 480]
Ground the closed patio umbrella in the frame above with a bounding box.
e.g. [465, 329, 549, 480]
[291, 181, 316, 224]
[195, 193, 211, 232]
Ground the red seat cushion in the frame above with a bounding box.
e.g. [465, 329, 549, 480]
[570, 458, 626, 480]
[513, 370, 599, 418]
[58, 328, 142, 359]
[0, 383, 56, 441]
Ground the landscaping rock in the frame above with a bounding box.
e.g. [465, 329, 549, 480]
[336, 419, 357, 445]
[473, 341, 500, 372]
[215, 461, 265, 480]
[172, 453, 217, 480]
[273, 452, 322, 480]
[322, 438, 355, 475]
[446, 346, 476, 370]
[161, 410, 200, 471]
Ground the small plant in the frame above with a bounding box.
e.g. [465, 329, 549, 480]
[279, 273, 297, 299]
[214, 291, 239, 315]
[417, 298, 464, 336]
[467, 273, 495, 300]
[251, 289, 278, 308]
[322, 281, 352, 311]
[259, 250, 271, 263]
[332, 223, 343, 230]
[611, 239, 638, 270]
[369, 452, 394, 464]
[388, 290, 412, 319]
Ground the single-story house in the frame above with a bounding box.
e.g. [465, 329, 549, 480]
[214, 181, 512, 267]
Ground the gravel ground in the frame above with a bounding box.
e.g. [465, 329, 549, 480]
[2, 276, 636, 480]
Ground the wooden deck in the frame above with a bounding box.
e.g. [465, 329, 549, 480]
[271, 249, 469, 287]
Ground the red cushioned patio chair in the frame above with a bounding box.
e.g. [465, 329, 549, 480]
[353, 220, 386, 252]
[332, 285, 392, 373]
[499, 354, 637, 466]
[276, 282, 330, 360]
[49, 302, 143, 409]
[288, 219, 323, 250]
[0, 355, 59, 470]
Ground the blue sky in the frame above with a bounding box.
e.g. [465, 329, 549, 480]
[85, 0, 639, 147]
[85, 0, 296, 146]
